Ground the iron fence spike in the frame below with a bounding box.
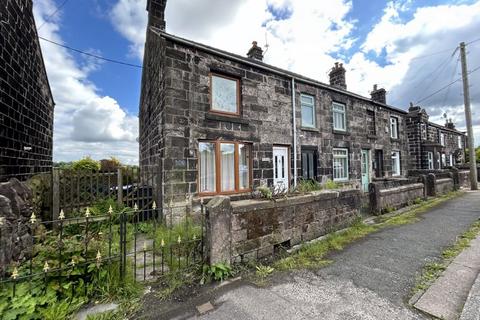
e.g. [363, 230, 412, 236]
[11, 267, 18, 280]
[30, 212, 37, 224]
[59, 209, 65, 220]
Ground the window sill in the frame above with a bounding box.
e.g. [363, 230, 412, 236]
[300, 127, 319, 132]
[205, 112, 249, 125]
[333, 130, 350, 136]
[367, 134, 378, 139]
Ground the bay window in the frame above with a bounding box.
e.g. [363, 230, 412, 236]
[199, 141, 251, 195]
[333, 148, 349, 181]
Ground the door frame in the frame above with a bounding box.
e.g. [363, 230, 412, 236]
[272, 145, 291, 190]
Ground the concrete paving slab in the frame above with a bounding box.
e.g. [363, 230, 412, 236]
[460, 271, 480, 320]
[414, 235, 480, 320]
[76, 303, 118, 320]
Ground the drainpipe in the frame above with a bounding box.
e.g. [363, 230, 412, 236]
[292, 77, 297, 188]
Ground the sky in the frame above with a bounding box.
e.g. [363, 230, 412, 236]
[32, 0, 480, 164]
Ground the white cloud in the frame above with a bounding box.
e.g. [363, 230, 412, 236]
[33, 0, 139, 164]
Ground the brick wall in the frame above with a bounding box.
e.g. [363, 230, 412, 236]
[0, 0, 54, 181]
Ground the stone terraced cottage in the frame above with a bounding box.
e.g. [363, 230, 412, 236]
[139, 0, 467, 216]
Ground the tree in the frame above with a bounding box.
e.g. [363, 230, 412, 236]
[100, 157, 122, 171]
[71, 156, 101, 171]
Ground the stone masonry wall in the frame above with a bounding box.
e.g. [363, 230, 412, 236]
[436, 178, 454, 195]
[143, 33, 410, 217]
[0, 0, 54, 181]
[228, 189, 361, 262]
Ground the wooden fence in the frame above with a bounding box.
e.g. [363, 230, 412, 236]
[50, 167, 160, 219]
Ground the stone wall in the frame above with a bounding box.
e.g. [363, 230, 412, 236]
[458, 170, 471, 188]
[0, 179, 34, 274]
[436, 178, 454, 195]
[206, 189, 361, 264]
[369, 178, 425, 214]
[0, 0, 54, 181]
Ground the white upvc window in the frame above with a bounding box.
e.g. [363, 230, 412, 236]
[427, 152, 434, 170]
[450, 154, 454, 166]
[332, 102, 346, 131]
[333, 148, 349, 181]
[390, 117, 398, 139]
[441, 153, 446, 167]
[301, 94, 315, 128]
[391, 151, 401, 176]
[458, 136, 462, 148]
[440, 132, 445, 146]
[437, 152, 441, 169]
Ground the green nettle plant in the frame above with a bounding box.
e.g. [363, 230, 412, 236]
[201, 263, 233, 284]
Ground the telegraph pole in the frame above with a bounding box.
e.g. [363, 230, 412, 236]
[459, 42, 478, 190]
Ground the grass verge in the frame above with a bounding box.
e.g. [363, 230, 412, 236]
[413, 219, 480, 293]
[270, 191, 463, 275]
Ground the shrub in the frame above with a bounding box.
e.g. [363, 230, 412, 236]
[72, 156, 101, 171]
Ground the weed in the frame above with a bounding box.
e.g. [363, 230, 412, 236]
[201, 263, 233, 284]
[257, 186, 273, 200]
[295, 180, 322, 193]
[256, 265, 275, 278]
[413, 220, 480, 293]
[413, 197, 423, 205]
[323, 179, 340, 190]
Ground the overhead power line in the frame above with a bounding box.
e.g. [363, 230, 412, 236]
[37, 0, 70, 31]
[38, 36, 143, 69]
[416, 65, 480, 104]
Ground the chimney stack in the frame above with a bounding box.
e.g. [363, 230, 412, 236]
[445, 118, 456, 130]
[329, 62, 346, 90]
[146, 0, 167, 30]
[247, 41, 264, 61]
[370, 84, 386, 104]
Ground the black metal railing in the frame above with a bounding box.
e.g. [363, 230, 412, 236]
[0, 202, 205, 301]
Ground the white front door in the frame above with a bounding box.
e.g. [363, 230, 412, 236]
[273, 146, 289, 192]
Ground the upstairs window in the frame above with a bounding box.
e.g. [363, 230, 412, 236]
[333, 148, 349, 181]
[440, 132, 445, 146]
[458, 136, 463, 148]
[366, 110, 376, 135]
[390, 117, 398, 139]
[199, 141, 251, 195]
[301, 94, 315, 128]
[333, 102, 346, 131]
[421, 123, 427, 140]
[391, 151, 401, 176]
[210, 74, 240, 115]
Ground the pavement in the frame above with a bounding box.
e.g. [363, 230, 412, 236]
[414, 236, 480, 320]
[137, 190, 480, 320]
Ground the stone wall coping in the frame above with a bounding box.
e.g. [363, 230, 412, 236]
[230, 189, 355, 213]
[437, 178, 453, 184]
[379, 183, 424, 196]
